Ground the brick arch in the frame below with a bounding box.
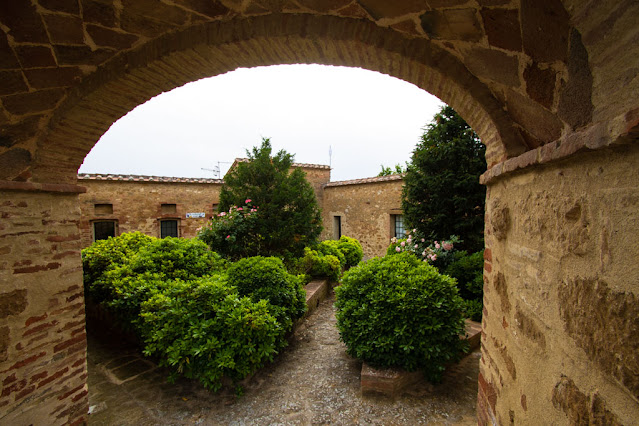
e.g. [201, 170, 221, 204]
[32, 15, 523, 184]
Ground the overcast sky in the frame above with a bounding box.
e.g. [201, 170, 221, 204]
[78, 64, 444, 182]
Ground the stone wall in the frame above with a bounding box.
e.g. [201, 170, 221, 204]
[322, 175, 404, 259]
[77, 175, 223, 248]
[1, 1, 638, 424]
[480, 143, 639, 425]
[77, 170, 402, 261]
[0, 187, 87, 425]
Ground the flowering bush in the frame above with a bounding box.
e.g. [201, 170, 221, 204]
[198, 199, 261, 260]
[387, 229, 459, 267]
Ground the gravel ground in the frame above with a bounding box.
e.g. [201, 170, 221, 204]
[87, 293, 479, 425]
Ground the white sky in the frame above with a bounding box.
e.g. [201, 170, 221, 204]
[78, 64, 444, 182]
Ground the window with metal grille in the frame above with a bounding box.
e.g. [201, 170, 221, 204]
[160, 220, 178, 238]
[93, 221, 116, 241]
[391, 214, 405, 238]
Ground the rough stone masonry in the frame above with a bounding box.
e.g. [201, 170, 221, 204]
[0, 1, 638, 424]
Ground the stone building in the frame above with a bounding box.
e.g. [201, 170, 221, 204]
[1, 2, 637, 424]
[78, 162, 405, 259]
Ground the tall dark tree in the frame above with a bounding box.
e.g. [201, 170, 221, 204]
[402, 106, 486, 253]
[218, 138, 323, 258]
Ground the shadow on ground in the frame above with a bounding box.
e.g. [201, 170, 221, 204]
[87, 293, 479, 425]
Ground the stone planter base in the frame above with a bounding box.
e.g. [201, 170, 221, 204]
[361, 319, 482, 397]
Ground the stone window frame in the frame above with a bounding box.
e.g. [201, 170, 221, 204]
[91, 219, 118, 242]
[159, 218, 180, 238]
[333, 215, 342, 240]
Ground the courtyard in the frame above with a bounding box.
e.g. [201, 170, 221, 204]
[87, 294, 479, 425]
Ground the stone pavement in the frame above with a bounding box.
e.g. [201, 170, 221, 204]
[87, 293, 480, 425]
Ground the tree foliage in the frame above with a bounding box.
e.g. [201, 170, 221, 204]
[217, 138, 323, 258]
[402, 106, 486, 253]
[377, 164, 406, 176]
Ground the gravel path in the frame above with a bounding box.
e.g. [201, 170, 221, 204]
[88, 293, 479, 425]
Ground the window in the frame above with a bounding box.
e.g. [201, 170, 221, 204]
[160, 219, 179, 238]
[161, 203, 177, 215]
[333, 216, 342, 240]
[93, 221, 116, 241]
[94, 203, 113, 215]
[391, 214, 405, 238]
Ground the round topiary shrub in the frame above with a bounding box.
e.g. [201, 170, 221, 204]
[293, 247, 341, 282]
[337, 235, 363, 267]
[317, 240, 346, 267]
[335, 252, 467, 382]
[226, 256, 306, 332]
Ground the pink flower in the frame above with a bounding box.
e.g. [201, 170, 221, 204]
[421, 238, 425, 243]
[237, 207, 243, 211]
[413, 229, 417, 233]
[400, 241, 405, 247]
[435, 243, 441, 249]
[219, 212, 226, 217]
[431, 254, 437, 261]
[414, 244, 418, 249]
[395, 246, 401, 252]
[250, 208, 257, 212]
[245, 199, 252, 204]
[442, 242, 453, 251]
[226, 235, 231, 239]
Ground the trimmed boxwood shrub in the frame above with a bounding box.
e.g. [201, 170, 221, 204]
[139, 276, 281, 391]
[226, 256, 306, 333]
[337, 235, 363, 267]
[317, 240, 346, 267]
[292, 247, 341, 282]
[335, 252, 467, 382]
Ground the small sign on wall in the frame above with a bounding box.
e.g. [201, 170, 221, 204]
[186, 212, 206, 218]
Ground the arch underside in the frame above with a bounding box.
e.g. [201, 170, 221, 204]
[32, 15, 524, 183]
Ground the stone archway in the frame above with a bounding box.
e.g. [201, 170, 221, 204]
[1, 2, 638, 424]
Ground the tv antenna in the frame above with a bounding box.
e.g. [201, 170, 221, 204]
[201, 161, 232, 178]
[329, 145, 332, 169]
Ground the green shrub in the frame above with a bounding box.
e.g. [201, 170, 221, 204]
[86, 237, 226, 329]
[317, 240, 346, 266]
[82, 232, 153, 287]
[444, 250, 484, 301]
[293, 247, 341, 282]
[462, 299, 483, 322]
[139, 276, 281, 391]
[443, 250, 484, 321]
[226, 257, 306, 332]
[99, 271, 170, 330]
[125, 237, 226, 280]
[335, 252, 467, 382]
[337, 236, 363, 267]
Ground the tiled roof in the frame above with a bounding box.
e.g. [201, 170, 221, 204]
[326, 174, 404, 187]
[78, 173, 224, 184]
[231, 158, 330, 170]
